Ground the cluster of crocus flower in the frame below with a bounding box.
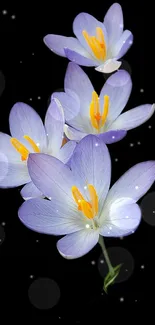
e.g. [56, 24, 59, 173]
[0, 3, 155, 292]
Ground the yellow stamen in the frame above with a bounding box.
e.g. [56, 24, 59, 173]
[11, 135, 40, 161]
[89, 91, 109, 131]
[101, 95, 109, 127]
[71, 184, 98, 219]
[82, 27, 106, 61]
[23, 135, 40, 153]
[10, 138, 29, 161]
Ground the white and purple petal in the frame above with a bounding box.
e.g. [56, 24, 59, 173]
[109, 104, 155, 131]
[18, 198, 84, 235]
[57, 229, 99, 259]
[95, 59, 121, 73]
[64, 48, 97, 66]
[56, 140, 77, 164]
[104, 3, 123, 46]
[20, 181, 45, 200]
[97, 130, 127, 144]
[64, 125, 87, 141]
[113, 30, 133, 59]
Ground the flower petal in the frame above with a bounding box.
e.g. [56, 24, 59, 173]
[18, 198, 84, 235]
[45, 98, 65, 154]
[71, 135, 111, 212]
[57, 229, 99, 259]
[27, 153, 74, 205]
[56, 140, 77, 164]
[9, 102, 47, 151]
[64, 48, 97, 66]
[52, 91, 80, 121]
[113, 30, 133, 59]
[97, 130, 127, 144]
[99, 70, 132, 125]
[100, 199, 141, 237]
[20, 181, 44, 200]
[73, 12, 108, 55]
[109, 104, 155, 131]
[64, 125, 87, 141]
[65, 63, 94, 114]
[104, 161, 155, 208]
[95, 59, 121, 73]
[104, 3, 123, 46]
[0, 132, 30, 187]
[43, 35, 87, 57]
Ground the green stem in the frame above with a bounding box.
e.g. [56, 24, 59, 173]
[98, 235, 114, 275]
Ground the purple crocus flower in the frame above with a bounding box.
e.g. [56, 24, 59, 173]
[52, 63, 155, 143]
[0, 99, 76, 200]
[44, 3, 133, 73]
[18, 135, 155, 259]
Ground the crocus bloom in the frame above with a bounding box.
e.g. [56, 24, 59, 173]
[18, 135, 155, 259]
[44, 3, 133, 73]
[52, 63, 155, 143]
[0, 99, 76, 200]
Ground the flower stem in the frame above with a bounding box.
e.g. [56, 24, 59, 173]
[98, 235, 114, 275]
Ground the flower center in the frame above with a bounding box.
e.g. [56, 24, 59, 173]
[72, 184, 98, 219]
[10, 135, 40, 161]
[82, 27, 107, 61]
[89, 91, 109, 132]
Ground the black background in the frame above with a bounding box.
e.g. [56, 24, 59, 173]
[0, 0, 154, 321]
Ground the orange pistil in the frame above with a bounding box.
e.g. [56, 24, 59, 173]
[89, 91, 109, 131]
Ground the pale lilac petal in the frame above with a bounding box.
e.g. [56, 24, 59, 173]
[64, 63, 94, 114]
[109, 104, 155, 131]
[0, 132, 30, 187]
[73, 12, 108, 55]
[9, 102, 47, 151]
[64, 48, 98, 66]
[43, 35, 87, 57]
[57, 229, 99, 259]
[27, 153, 74, 205]
[20, 181, 44, 200]
[99, 70, 132, 125]
[104, 3, 123, 46]
[104, 161, 155, 210]
[51, 91, 80, 121]
[95, 59, 121, 73]
[97, 130, 127, 144]
[18, 198, 84, 235]
[100, 199, 141, 237]
[64, 125, 87, 141]
[71, 135, 111, 213]
[45, 98, 65, 154]
[56, 140, 77, 164]
[113, 30, 133, 59]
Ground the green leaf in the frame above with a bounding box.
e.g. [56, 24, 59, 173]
[103, 264, 122, 294]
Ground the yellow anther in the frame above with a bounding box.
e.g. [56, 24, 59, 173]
[82, 27, 106, 61]
[101, 95, 109, 127]
[23, 135, 40, 153]
[10, 138, 29, 161]
[89, 91, 109, 131]
[71, 184, 98, 219]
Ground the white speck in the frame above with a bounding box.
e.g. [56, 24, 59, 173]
[84, 185, 87, 190]
[32, 52, 34, 55]
[0, 239, 2, 243]
[115, 158, 118, 162]
[37, 96, 41, 100]
[107, 231, 110, 235]
[141, 265, 145, 269]
[11, 15, 16, 19]
[132, 230, 134, 234]
[2, 10, 7, 15]
[153, 210, 155, 214]
[109, 226, 112, 230]
[120, 237, 124, 240]
[130, 143, 134, 147]
[137, 141, 141, 145]
[30, 275, 34, 279]
[112, 136, 115, 139]
[125, 216, 129, 219]
[29, 98, 32, 101]
[123, 40, 126, 44]
[56, 209, 59, 213]
[36, 240, 39, 243]
[1, 222, 6, 226]
[120, 23, 123, 28]
[49, 197, 52, 200]
[46, 133, 49, 136]
[86, 224, 90, 229]
[58, 316, 61, 319]
[125, 269, 128, 272]
[148, 125, 152, 129]
[135, 186, 139, 190]
[78, 199, 81, 203]
[95, 143, 99, 147]
[91, 260, 96, 265]
[100, 259, 104, 264]
[129, 40, 133, 44]
[20, 61, 22, 64]
[36, 142, 40, 147]
[120, 297, 124, 302]
[140, 88, 144, 93]
[135, 299, 137, 302]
